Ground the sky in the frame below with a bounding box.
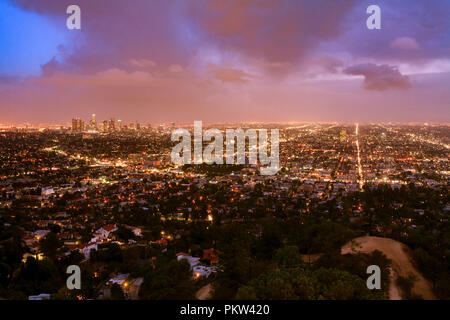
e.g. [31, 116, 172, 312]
[0, 0, 449, 125]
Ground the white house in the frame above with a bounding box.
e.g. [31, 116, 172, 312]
[193, 265, 217, 279]
[131, 227, 142, 237]
[177, 253, 217, 279]
[177, 254, 200, 268]
[80, 242, 98, 259]
[41, 187, 55, 197]
[32, 229, 50, 241]
[95, 224, 117, 240]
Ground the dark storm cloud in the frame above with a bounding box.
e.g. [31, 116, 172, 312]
[188, 0, 359, 65]
[344, 63, 411, 91]
[10, 0, 450, 74]
[12, 0, 361, 75]
[12, 0, 192, 73]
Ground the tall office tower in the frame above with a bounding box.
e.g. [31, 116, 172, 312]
[340, 129, 347, 142]
[103, 120, 108, 132]
[129, 122, 135, 130]
[136, 121, 140, 131]
[91, 114, 97, 131]
[80, 120, 85, 132]
[118, 120, 122, 131]
[109, 118, 115, 131]
[147, 124, 152, 132]
[72, 118, 78, 131]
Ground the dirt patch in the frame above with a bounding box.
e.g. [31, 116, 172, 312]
[195, 283, 213, 300]
[341, 236, 435, 300]
[300, 253, 323, 264]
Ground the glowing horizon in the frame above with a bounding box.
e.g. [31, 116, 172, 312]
[1, 0, 450, 124]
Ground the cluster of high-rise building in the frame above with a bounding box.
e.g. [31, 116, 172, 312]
[71, 114, 151, 133]
[71, 118, 85, 132]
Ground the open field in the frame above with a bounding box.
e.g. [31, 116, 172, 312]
[341, 236, 435, 300]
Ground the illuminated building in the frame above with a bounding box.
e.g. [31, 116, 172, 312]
[109, 118, 115, 131]
[90, 114, 97, 131]
[72, 118, 84, 132]
[340, 129, 347, 142]
[72, 118, 78, 132]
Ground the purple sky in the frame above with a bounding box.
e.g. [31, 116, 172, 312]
[1, 0, 449, 125]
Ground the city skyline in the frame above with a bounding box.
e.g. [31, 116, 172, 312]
[2, 118, 449, 130]
[1, 0, 450, 124]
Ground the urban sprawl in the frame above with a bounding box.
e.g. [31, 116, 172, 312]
[0, 119, 448, 300]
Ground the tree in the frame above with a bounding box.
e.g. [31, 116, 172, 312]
[114, 226, 134, 242]
[275, 246, 303, 268]
[66, 250, 84, 266]
[396, 275, 421, 300]
[110, 283, 125, 300]
[140, 258, 195, 300]
[39, 232, 61, 260]
[0, 262, 11, 289]
[213, 224, 252, 299]
[412, 247, 439, 288]
[12, 257, 61, 296]
[1, 236, 26, 271]
[254, 219, 283, 259]
[236, 266, 385, 300]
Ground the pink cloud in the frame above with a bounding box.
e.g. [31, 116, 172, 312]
[390, 37, 420, 51]
[344, 64, 412, 91]
[208, 63, 254, 83]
